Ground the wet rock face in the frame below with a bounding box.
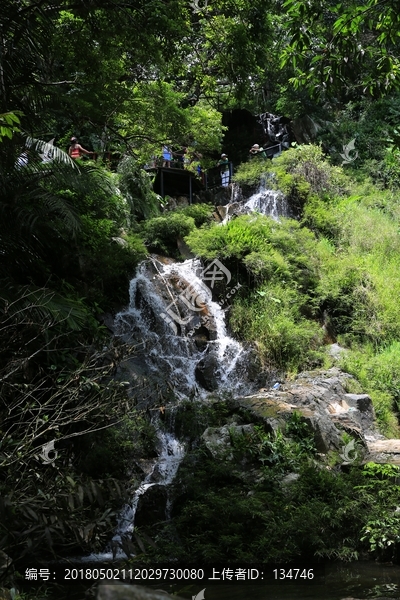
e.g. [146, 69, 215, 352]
[134, 484, 168, 528]
[229, 367, 380, 454]
[195, 352, 220, 391]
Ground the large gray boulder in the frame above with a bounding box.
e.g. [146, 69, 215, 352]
[229, 368, 380, 454]
[202, 423, 254, 459]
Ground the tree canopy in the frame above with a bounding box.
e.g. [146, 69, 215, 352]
[281, 0, 400, 100]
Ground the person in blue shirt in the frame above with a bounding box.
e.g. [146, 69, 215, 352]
[162, 145, 172, 167]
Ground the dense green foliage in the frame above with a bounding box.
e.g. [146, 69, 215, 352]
[141, 404, 400, 564]
[4, 0, 400, 592]
[186, 214, 323, 371]
[165, 144, 399, 437]
[281, 0, 400, 99]
[142, 204, 214, 256]
[0, 150, 151, 562]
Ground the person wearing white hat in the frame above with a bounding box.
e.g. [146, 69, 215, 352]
[250, 143, 266, 158]
[217, 153, 230, 187]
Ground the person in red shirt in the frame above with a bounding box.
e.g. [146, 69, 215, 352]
[68, 137, 94, 159]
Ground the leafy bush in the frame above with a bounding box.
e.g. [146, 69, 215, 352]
[233, 159, 272, 188]
[175, 203, 214, 227]
[274, 144, 349, 199]
[340, 345, 400, 436]
[142, 212, 196, 256]
[358, 463, 400, 558]
[231, 284, 323, 371]
[301, 194, 341, 238]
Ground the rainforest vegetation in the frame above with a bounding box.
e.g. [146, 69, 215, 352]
[3, 0, 400, 596]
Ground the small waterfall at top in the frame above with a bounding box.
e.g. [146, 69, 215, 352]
[83, 256, 254, 561]
[222, 177, 289, 224]
[220, 110, 291, 224]
[242, 179, 289, 220]
[257, 112, 291, 150]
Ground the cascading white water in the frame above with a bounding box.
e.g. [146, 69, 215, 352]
[82, 255, 253, 560]
[115, 262, 201, 398]
[115, 256, 249, 397]
[81, 178, 290, 562]
[222, 179, 289, 224]
[113, 424, 184, 559]
[82, 420, 185, 562]
[242, 182, 289, 220]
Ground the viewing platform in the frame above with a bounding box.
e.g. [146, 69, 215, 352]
[146, 143, 283, 203]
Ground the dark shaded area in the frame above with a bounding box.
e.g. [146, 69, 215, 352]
[152, 167, 204, 201]
[221, 109, 263, 165]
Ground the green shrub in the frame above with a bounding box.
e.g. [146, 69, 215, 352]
[233, 159, 272, 187]
[340, 344, 400, 435]
[274, 144, 349, 199]
[231, 283, 323, 371]
[301, 194, 341, 239]
[143, 212, 196, 256]
[175, 203, 214, 227]
[186, 213, 317, 267]
[357, 463, 400, 558]
[83, 233, 147, 307]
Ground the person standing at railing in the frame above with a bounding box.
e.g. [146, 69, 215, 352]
[249, 143, 266, 158]
[218, 153, 230, 187]
[162, 145, 172, 167]
[69, 137, 95, 159]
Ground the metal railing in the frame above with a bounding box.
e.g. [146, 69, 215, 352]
[263, 143, 282, 157]
[146, 143, 284, 196]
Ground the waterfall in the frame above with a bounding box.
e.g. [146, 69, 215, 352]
[257, 112, 291, 150]
[222, 179, 289, 224]
[115, 256, 250, 397]
[242, 180, 289, 220]
[110, 422, 184, 559]
[83, 420, 185, 562]
[82, 255, 255, 561]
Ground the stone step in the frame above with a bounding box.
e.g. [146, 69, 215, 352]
[364, 439, 400, 465]
[367, 439, 400, 453]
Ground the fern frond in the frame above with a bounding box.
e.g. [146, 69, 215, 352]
[25, 136, 79, 170]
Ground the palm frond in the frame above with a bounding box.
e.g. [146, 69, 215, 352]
[25, 136, 79, 170]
